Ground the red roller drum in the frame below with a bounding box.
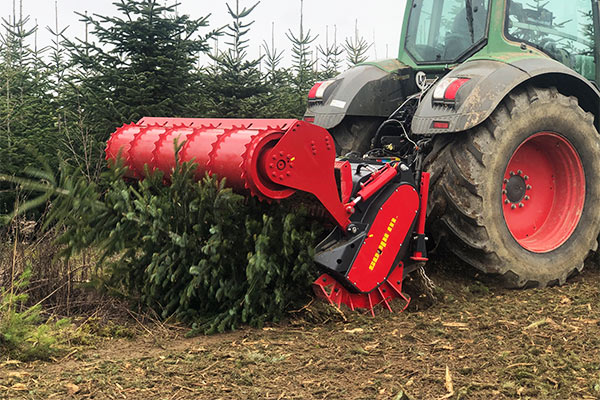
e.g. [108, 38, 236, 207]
[128, 125, 168, 177]
[105, 118, 303, 201]
[105, 124, 142, 173]
[152, 126, 196, 177]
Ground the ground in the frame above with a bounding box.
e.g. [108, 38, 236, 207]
[1, 259, 599, 400]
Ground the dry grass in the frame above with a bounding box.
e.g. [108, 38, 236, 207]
[0, 216, 109, 318]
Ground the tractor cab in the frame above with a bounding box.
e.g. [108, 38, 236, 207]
[401, 0, 598, 82]
[405, 0, 490, 65]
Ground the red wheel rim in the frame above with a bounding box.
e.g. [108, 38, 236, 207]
[502, 132, 585, 253]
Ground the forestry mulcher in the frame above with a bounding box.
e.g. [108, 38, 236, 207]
[107, 0, 600, 314]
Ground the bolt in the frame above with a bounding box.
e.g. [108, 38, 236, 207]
[525, 195, 530, 201]
[511, 204, 517, 209]
[517, 170, 523, 175]
[279, 175, 284, 181]
[397, 281, 401, 285]
[271, 172, 277, 177]
[527, 185, 532, 190]
[322, 278, 327, 282]
[504, 179, 509, 184]
[272, 155, 276, 160]
[524, 175, 529, 180]
[502, 189, 507, 195]
[510, 171, 515, 176]
[269, 163, 274, 169]
[286, 171, 291, 176]
[519, 203, 524, 208]
[279, 151, 284, 157]
[334, 288, 339, 293]
[504, 199, 510, 204]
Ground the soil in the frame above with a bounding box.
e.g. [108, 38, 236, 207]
[1, 258, 599, 400]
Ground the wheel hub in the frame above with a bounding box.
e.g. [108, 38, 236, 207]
[504, 173, 527, 204]
[501, 132, 585, 254]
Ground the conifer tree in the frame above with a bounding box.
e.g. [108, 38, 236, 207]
[262, 22, 284, 83]
[0, 8, 58, 213]
[200, 1, 271, 117]
[286, 0, 318, 94]
[65, 0, 218, 141]
[344, 20, 372, 67]
[317, 25, 343, 78]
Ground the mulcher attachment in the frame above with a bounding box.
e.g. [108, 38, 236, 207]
[106, 117, 430, 315]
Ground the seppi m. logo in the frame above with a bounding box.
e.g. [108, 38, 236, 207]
[368, 217, 398, 271]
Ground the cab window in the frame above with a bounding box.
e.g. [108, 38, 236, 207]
[406, 0, 490, 63]
[506, 0, 596, 81]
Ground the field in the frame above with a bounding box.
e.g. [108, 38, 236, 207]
[1, 257, 599, 400]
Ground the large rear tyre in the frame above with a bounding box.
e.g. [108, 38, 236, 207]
[329, 117, 384, 156]
[426, 87, 600, 288]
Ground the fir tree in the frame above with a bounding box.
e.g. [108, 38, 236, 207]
[344, 20, 372, 67]
[317, 25, 343, 78]
[262, 22, 284, 83]
[200, 1, 271, 118]
[286, 0, 318, 93]
[0, 7, 58, 213]
[65, 0, 218, 141]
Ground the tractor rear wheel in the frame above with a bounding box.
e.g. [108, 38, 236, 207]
[329, 116, 384, 156]
[426, 86, 600, 288]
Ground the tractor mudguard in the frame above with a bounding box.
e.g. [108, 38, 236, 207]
[305, 59, 415, 129]
[411, 58, 600, 135]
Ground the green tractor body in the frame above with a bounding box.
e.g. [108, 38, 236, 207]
[306, 0, 600, 288]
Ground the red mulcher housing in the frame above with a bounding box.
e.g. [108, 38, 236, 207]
[106, 117, 431, 315]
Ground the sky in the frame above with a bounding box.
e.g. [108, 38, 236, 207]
[3, 0, 407, 67]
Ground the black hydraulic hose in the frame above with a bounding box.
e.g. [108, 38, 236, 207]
[371, 119, 403, 149]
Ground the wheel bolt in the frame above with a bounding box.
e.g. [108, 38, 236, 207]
[524, 175, 529, 180]
[504, 179, 509, 184]
[517, 170, 523, 175]
[519, 203, 524, 208]
[504, 199, 510, 204]
[510, 171, 515, 176]
[525, 195, 530, 201]
[527, 185, 532, 190]
[511, 204, 517, 209]
[502, 189, 507, 195]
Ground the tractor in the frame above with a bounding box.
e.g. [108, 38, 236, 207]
[106, 0, 600, 314]
[305, 0, 600, 289]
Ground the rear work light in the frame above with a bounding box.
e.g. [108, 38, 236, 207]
[308, 80, 335, 100]
[432, 77, 470, 104]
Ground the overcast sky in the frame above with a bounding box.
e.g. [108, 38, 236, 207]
[5, 0, 407, 67]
